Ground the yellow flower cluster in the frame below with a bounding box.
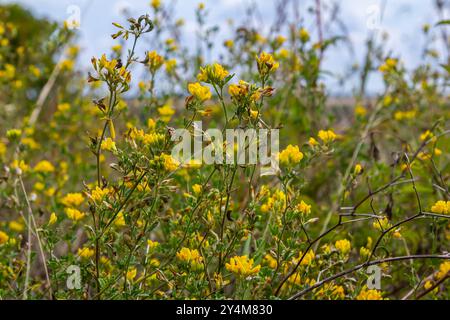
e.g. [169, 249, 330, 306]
[34, 160, 55, 173]
[256, 52, 279, 76]
[188, 82, 212, 102]
[147, 51, 164, 73]
[197, 63, 229, 84]
[48, 212, 58, 225]
[264, 254, 278, 269]
[126, 268, 138, 281]
[65, 208, 85, 221]
[292, 250, 315, 267]
[78, 247, 94, 259]
[260, 189, 286, 213]
[176, 247, 203, 270]
[225, 255, 261, 277]
[228, 80, 249, 99]
[61, 193, 84, 207]
[0, 231, 9, 245]
[114, 212, 126, 227]
[165, 59, 177, 73]
[372, 216, 391, 231]
[91, 186, 111, 202]
[317, 130, 337, 144]
[431, 201, 450, 215]
[101, 137, 117, 152]
[192, 184, 202, 195]
[157, 104, 175, 122]
[91, 54, 131, 87]
[147, 240, 159, 250]
[394, 110, 416, 121]
[156, 153, 179, 172]
[295, 200, 311, 215]
[143, 132, 165, 146]
[299, 27, 310, 43]
[354, 164, 363, 175]
[315, 282, 345, 299]
[279, 144, 304, 167]
[379, 58, 398, 73]
[356, 286, 383, 300]
[335, 239, 351, 255]
[436, 261, 450, 280]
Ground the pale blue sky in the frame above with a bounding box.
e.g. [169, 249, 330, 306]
[1, 0, 448, 94]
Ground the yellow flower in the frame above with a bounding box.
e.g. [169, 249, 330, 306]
[430, 201, 450, 215]
[394, 110, 416, 121]
[9, 220, 24, 233]
[34, 160, 55, 173]
[228, 83, 245, 98]
[309, 137, 319, 146]
[360, 247, 370, 259]
[143, 132, 165, 146]
[318, 130, 337, 144]
[57, 103, 70, 113]
[188, 82, 212, 102]
[91, 186, 111, 202]
[224, 39, 234, 49]
[60, 59, 74, 72]
[436, 261, 450, 280]
[177, 247, 203, 270]
[7, 129, 22, 140]
[296, 200, 311, 215]
[335, 239, 351, 255]
[0, 231, 9, 245]
[114, 212, 126, 227]
[256, 52, 279, 75]
[424, 280, 433, 290]
[65, 208, 85, 221]
[264, 254, 278, 269]
[147, 51, 164, 73]
[192, 184, 202, 195]
[157, 104, 175, 122]
[354, 104, 367, 116]
[354, 164, 363, 175]
[151, 0, 161, 9]
[225, 255, 261, 277]
[147, 240, 159, 250]
[126, 268, 138, 281]
[250, 109, 259, 119]
[278, 144, 304, 166]
[21, 137, 40, 150]
[61, 193, 84, 207]
[393, 229, 402, 239]
[101, 138, 117, 152]
[434, 148, 442, 156]
[356, 286, 383, 300]
[197, 63, 229, 84]
[48, 212, 58, 225]
[158, 153, 179, 172]
[299, 27, 310, 42]
[379, 58, 397, 73]
[78, 247, 95, 259]
[292, 250, 315, 266]
[275, 35, 286, 46]
[420, 130, 432, 141]
[147, 118, 156, 131]
[373, 216, 391, 231]
[11, 159, 29, 173]
[165, 58, 177, 73]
